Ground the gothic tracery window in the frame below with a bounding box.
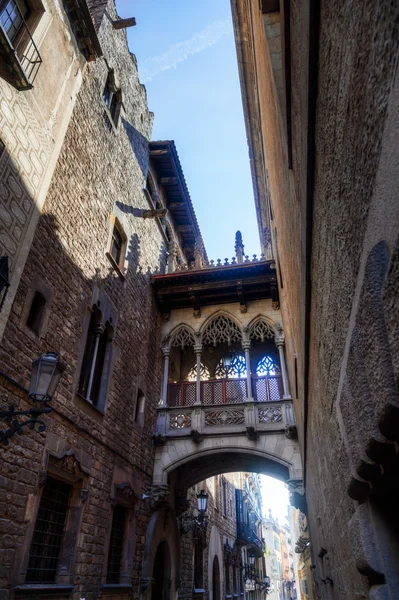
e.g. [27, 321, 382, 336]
[256, 355, 280, 377]
[249, 318, 275, 341]
[169, 326, 195, 349]
[215, 353, 247, 379]
[187, 362, 210, 381]
[202, 315, 241, 347]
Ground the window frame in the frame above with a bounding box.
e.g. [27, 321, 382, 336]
[106, 217, 127, 278]
[15, 451, 89, 590]
[103, 70, 122, 128]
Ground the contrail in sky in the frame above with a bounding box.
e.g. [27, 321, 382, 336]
[139, 18, 232, 82]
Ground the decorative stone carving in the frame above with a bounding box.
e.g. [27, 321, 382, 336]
[249, 318, 275, 342]
[202, 315, 242, 347]
[190, 429, 204, 444]
[170, 413, 192, 429]
[245, 426, 259, 441]
[169, 326, 195, 349]
[79, 488, 89, 502]
[258, 407, 283, 423]
[284, 425, 298, 439]
[288, 480, 306, 513]
[205, 408, 245, 427]
[115, 482, 137, 502]
[49, 449, 87, 479]
[142, 484, 170, 510]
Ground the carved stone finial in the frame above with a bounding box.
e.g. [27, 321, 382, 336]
[235, 231, 245, 264]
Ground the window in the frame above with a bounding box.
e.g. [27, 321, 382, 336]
[215, 353, 247, 379]
[26, 290, 46, 334]
[103, 72, 122, 126]
[0, 0, 43, 89]
[25, 477, 71, 583]
[256, 355, 280, 376]
[107, 219, 126, 275]
[222, 478, 227, 517]
[1, 0, 29, 42]
[274, 537, 280, 550]
[106, 504, 127, 584]
[78, 306, 112, 409]
[134, 388, 145, 427]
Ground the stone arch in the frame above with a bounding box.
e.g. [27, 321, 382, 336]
[200, 310, 243, 347]
[141, 504, 180, 600]
[247, 314, 281, 341]
[208, 526, 224, 600]
[154, 438, 302, 490]
[165, 323, 196, 349]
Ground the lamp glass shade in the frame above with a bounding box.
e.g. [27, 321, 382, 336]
[29, 352, 65, 402]
[197, 490, 208, 513]
[249, 554, 255, 565]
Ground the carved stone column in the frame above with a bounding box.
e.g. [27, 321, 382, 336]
[242, 339, 253, 401]
[275, 335, 291, 399]
[194, 344, 202, 404]
[161, 346, 170, 407]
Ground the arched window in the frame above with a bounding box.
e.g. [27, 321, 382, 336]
[169, 326, 195, 349]
[215, 353, 246, 379]
[26, 290, 46, 334]
[78, 306, 112, 409]
[186, 363, 210, 381]
[256, 355, 280, 377]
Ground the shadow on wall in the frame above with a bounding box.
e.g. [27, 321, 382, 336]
[0, 141, 167, 419]
[122, 117, 150, 178]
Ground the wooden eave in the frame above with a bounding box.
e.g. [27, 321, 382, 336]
[66, 0, 102, 62]
[149, 141, 207, 263]
[152, 260, 278, 315]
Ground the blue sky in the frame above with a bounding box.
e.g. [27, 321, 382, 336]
[116, 0, 260, 260]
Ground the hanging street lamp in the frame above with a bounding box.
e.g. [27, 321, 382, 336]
[0, 352, 65, 446]
[180, 490, 209, 535]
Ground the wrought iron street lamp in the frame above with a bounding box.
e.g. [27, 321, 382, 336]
[180, 490, 209, 535]
[0, 352, 65, 446]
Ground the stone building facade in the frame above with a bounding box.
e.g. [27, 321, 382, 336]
[231, 1, 399, 599]
[0, 1, 201, 599]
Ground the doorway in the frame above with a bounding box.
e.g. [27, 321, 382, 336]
[151, 540, 171, 600]
[212, 555, 221, 600]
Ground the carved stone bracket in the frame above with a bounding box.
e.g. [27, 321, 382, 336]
[142, 208, 168, 219]
[153, 432, 166, 446]
[246, 426, 259, 441]
[190, 429, 204, 444]
[288, 479, 306, 513]
[284, 425, 298, 440]
[142, 484, 170, 511]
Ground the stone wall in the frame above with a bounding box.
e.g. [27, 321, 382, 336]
[0, 2, 165, 598]
[231, 0, 399, 598]
[0, 0, 89, 340]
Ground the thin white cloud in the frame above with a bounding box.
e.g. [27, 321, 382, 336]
[140, 17, 232, 82]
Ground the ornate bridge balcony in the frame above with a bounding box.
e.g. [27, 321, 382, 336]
[156, 398, 295, 439]
[167, 375, 283, 407]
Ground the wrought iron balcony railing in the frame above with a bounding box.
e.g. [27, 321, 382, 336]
[0, 1, 42, 90]
[167, 375, 283, 407]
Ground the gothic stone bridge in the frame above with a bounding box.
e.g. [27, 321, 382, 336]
[151, 260, 304, 504]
